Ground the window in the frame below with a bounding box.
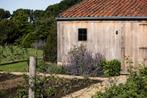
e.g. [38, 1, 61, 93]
[78, 28, 87, 41]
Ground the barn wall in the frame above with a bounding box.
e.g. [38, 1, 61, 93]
[57, 20, 147, 70]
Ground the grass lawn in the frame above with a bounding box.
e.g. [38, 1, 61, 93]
[0, 62, 28, 72]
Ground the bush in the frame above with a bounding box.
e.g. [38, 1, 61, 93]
[64, 45, 104, 76]
[43, 27, 57, 63]
[0, 92, 5, 98]
[37, 60, 66, 74]
[36, 60, 46, 72]
[93, 67, 147, 98]
[46, 64, 66, 74]
[101, 59, 121, 77]
[16, 88, 28, 98]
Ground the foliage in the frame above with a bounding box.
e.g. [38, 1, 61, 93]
[0, 46, 43, 64]
[93, 67, 147, 98]
[11, 9, 34, 46]
[0, 0, 83, 62]
[43, 18, 57, 62]
[64, 45, 104, 76]
[45, 0, 83, 17]
[46, 64, 66, 74]
[43, 0, 83, 62]
[36, 60, 66, 74]
[0, 91, 5, 98]
[0, 8, 10, 20]
[0, 19, 18, 45]
[101, 59, 121, 77]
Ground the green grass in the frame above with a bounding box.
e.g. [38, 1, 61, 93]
[0, 62, 28, 72]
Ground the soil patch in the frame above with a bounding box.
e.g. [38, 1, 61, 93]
[0, 73, 24, 98]
[0, 73, 21, 82]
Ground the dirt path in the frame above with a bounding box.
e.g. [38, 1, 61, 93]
[0, 72, 108, 81]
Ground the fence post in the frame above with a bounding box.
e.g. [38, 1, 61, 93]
[29, 56, 36, 98]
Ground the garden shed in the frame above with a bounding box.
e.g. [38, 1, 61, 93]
[57, 0, 147, 72]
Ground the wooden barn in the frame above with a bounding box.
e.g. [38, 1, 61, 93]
[56, 0, 147, 71]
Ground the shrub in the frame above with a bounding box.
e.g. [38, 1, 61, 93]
[0, 92, 5, 98]
[43, 28, 57, 63]
[16, 88, 28, 98]
[36, 60, 46, 72]
[64, 45, 104, 76]
[46, 64, 66, 74]
[101, 59, 121, 77]
[93, 67, 147, 98]
[37, 60, 66, 74]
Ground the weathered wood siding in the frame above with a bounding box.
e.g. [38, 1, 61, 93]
[57, 21, 147, 70]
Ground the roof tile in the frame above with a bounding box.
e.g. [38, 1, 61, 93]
[59, 0, 147, 18]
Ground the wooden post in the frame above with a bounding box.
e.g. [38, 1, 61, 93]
[29, 57, 36, 98]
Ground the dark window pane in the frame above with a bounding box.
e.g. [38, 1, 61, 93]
[78, 28, 87, 41]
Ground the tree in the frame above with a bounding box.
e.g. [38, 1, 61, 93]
[43, 18, 57, 62]
[0, 0, 83, 62]
[0, 19, 18, 45]
[45, 0, 83, 17]
[11, 9, 34, 45]
[33, 10, 44, 21]
[0, 8, 10, 20]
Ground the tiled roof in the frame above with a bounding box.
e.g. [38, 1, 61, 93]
[59, 0, 147, 18]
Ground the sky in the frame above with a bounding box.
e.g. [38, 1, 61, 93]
[0, 0, 61, 13]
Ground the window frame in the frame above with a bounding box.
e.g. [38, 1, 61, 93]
[78, 28, 87, 41]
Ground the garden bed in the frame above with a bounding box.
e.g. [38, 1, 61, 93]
[0, 73, 101, 98]
[0, 73, 24, 98]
